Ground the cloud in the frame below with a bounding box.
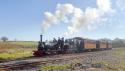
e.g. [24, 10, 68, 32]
[97, 0, 112, 12]
[42, 0, 114, 35]
[42, 3, 74, 32]
[116, 0, 125, 13]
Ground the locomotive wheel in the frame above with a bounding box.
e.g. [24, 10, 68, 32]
[33, 50, 45, 57]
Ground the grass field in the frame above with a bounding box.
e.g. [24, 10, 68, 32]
[100, 60, 125, 71]
[113, 47, 125, 56]
[9, 41, 38, 47]
[0, 41, 37, 61]
[101, 47, 125, 71]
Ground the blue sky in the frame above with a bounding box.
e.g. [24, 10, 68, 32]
[0, 0, 125, 41]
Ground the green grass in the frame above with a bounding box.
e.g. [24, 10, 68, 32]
[100, 60, 125, 71]
[9, 41, 38, 47]
[0, 48, 34, 60]
[114, 48, 125, 56]
[99, 48, 125, 71]
[0, 41, 37, 60]
[119, 60, 125, 70]
[41, 60, 81, 71]
[42, 64, 71, 70]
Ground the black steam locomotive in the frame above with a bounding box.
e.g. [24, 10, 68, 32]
[33, 35, 112, 57]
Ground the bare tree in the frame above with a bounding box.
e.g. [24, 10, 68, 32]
[1, 36, 8, 42]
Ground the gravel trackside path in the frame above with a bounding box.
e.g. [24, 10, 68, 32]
[0, 48, 125, 71]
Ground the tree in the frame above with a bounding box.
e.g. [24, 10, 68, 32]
[112, 38, 125, 48]
[1, 37, 8, 42]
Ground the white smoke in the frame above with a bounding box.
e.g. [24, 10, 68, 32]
[42, 0, 113, 35]
[42, 4, 74, 32]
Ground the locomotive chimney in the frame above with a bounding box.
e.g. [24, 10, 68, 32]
[40, 34, 43, 42]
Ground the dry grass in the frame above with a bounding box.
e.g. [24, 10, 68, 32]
[100, 48, 125, 71]
[113, 48, 125, 56]
[0, 41, 36, 61]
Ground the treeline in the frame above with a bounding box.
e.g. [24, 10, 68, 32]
[0, 36, 125, 48]
[112, 38, 125, 48]
[100, 38, 125, 48]
[0, 36, 8, 42]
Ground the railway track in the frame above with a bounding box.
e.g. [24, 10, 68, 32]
[0, 50, 109, 71]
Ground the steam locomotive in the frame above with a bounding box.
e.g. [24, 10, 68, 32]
[33, 35, 112, 57]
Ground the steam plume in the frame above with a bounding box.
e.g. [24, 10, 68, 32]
[42, 0, 113, 35]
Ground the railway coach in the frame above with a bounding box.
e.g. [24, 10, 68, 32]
[67, 38, 97, 52]
[82, 39, 97, 51]
[96, 41, 112, 50]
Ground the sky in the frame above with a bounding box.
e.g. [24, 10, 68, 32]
[0, 0, 125, 41]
